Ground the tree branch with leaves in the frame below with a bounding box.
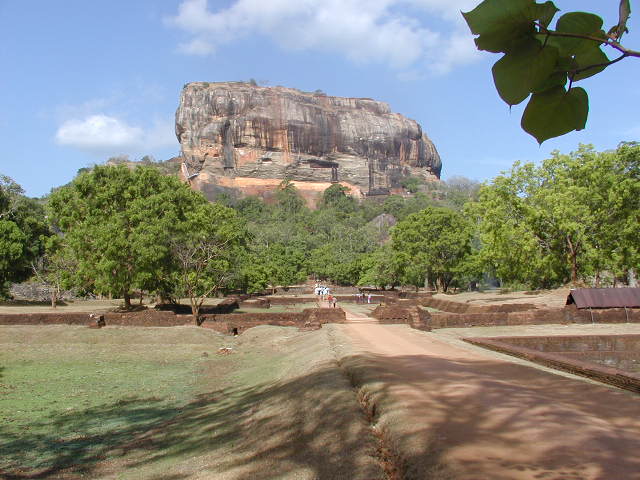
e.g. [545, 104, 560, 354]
[463, 0, 637, 143]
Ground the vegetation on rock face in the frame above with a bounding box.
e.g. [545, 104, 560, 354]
[463, 0, 638, 143]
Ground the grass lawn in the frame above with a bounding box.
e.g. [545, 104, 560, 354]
[0, 326, 224, 476]
[0, 324, 381, 479]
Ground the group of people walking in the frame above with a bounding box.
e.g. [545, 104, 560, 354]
[354, 292, 373, 304]
[314, 284, 374, 307]
[314, 284, 338, 308]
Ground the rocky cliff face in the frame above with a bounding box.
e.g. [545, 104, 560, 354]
[175, 82, 441, 204]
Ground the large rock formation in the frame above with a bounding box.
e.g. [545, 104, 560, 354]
[175, 82, 441, 205]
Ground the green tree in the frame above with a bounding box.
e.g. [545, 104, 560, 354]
[358, 244, 404, 289]
[275, 179, 306, 217]
[0, 220, 27, 296]
[247, 243, 307, 294]
[171, 202, 247, 320]
[391, 207, 473, 292]
[30, 235, 77, 308]
[400, 175, 424, 194]
[463, 0, 638, 142]
[0, 175, 47, 297]
[470, 143, 640, 288]
[382, 195, 405, 219]
[442, 176, 481, 210]
[48, 165, 209, 308]
[320, 184, 356, 212]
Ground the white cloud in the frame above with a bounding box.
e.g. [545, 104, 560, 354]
[55, 115, 177, 155]
[166, 0, 481, 74]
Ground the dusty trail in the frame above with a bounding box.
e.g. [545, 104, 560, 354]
[338, 304, 640, 480]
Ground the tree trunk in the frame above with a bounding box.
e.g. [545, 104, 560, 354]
[123, 291, 131, 309]
[566, 236, 579, 285]
[51, 292, 57, 309]
[595, 271, 601, 288]
[570, 255, 578, 284]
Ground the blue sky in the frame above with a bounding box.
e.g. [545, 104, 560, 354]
[1, 0, 638, 197]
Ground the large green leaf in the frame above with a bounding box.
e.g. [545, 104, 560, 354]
[556, 11, 603, 34]
[532, 71, 567, 93]
[492, 39, 559, 105]
[572, 45, 609, 81]
[534, 1, 560, 28]
[521, 86, 588, 143]
[463, 0, 538, 53]
[463, 0, 533, 35]
[551, 12, 604, 56]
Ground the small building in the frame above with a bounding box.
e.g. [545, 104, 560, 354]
[566, 288, 640, 309]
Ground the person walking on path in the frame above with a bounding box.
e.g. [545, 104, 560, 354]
[332, 296, 337, 308]
[367, 293, 372, 304]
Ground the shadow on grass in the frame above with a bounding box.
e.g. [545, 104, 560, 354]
[0, 361, 380, 480]
[3, 348, 639, 480]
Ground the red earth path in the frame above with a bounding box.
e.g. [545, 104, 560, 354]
[337, 304, 640, 480]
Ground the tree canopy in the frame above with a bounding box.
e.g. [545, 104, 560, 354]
[391, 207, 473, 292]
[470, 142, 639, 287]
[47, 165, 233, 307]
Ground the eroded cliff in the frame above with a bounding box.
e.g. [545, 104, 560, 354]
[175, 82, 441, 204]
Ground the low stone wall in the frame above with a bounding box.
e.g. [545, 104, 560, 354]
[464, 335, 640, 394]
[421, 296, 537, 314]
[0, 312, 94, 325]
[429, 305, 640, 329]
[0, 310, 195, 327]
[104, 311, 193, 327]
[371, 305, 431, 331]
[201, 307, 346, 334]
[492, 334, 640, 352]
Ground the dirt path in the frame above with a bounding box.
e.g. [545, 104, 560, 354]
[338, 304, 640, 480]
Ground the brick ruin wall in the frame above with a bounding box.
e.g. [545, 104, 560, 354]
[464, 335, 640, 394]
[370, 297, 640, 331]
[0, 307, 346, 334]
[0, 311, 194, 327]
[421, 296, 537, 314]
[428, 305, 640, 329]
[370, 305, 431, 331]
[201, 308, 345, 334]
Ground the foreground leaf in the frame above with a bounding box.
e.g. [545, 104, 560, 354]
[572, 45, 609, 81]
[534, 1, 560, 28]
[492, 39, 558, 105]
[463, 0, 537, 53]
[521, 86, 588, 143]
[551, 12, 604, 56]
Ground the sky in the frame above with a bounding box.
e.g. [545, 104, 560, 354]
[1, 0, 638, 197]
